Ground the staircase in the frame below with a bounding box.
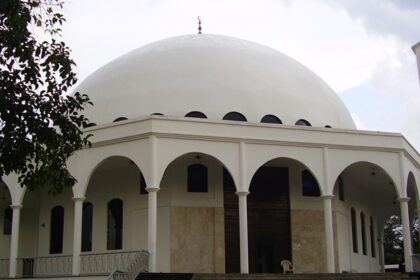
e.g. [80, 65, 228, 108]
[137, 272, 419, 280]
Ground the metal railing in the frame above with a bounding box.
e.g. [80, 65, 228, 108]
[80, 251, 139, 275]
[0, 259, 9, 278]
[0, 251, 148, 278]
[107, 250, 149, 280]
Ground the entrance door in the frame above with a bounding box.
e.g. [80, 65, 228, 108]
[248, 167, 291, 273]
[224, 167, 291, 273]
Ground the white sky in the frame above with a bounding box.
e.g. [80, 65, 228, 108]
[60, 0, 420, 150]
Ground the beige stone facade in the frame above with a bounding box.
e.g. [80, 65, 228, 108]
[291, 209, 326, 273]
[170, 207, 225, 273]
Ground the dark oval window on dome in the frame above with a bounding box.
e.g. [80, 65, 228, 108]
[84, 123, 97, 128]
[295, 119, 311, 126]
[185, 111, 207, 119]
[113, 117, 128, 122]
[261, 114, 282, 124]
[223, 112, 247, 122]
[151, 113, 164, 116]
[325, 125, 332, 128]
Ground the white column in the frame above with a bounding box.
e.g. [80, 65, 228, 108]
[322, 194, 335, 273]
[399, 197, 413, 272]
[321, 147, 335, 273]
[9, 204, 22, 278]
[146, 187, 159, 272]
[236, 191, 249, 273]
[72, 196, 85, 275]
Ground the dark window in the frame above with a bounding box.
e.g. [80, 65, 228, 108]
[113, 117, 128, 122]
[223, 112, 247, 122]
[50, 206, 64, 254]
[261, 114, 282, 124]
[107, 199, 123, 250]
[187, 164, 208, 192]
[185, 111, 207, 119]
[301, 170, 320, 197]
[295, 119, 311, 126]
[370, 216, 376, 257]
[3, 208, 12, 235]
[325, 125, 332, 128]
[140, 172, 147, 194]
[336, 176, 344, 201]
[351, 208, 358, 253]
[361, 212, 367, 255]
[151, 113, 164, 116]
[81, 202, 93, 252]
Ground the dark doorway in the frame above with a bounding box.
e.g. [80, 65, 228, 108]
[224, 166, 291, 273]
[248, 167, 291, 273]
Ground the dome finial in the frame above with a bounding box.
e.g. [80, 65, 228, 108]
[197, 17, 202, 34]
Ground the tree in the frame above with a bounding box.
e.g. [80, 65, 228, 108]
[383, 215, 420, 265]
[383, 215, 403, 265]
[0, 0, 93, 195]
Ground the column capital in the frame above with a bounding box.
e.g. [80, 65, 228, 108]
[72, 196, 86, 202]
[145, 187, 160, 193]
[321, 194, 334, 200]
[235, 191, 250, 197]
[398, 197, 410, 203]
[10, 204, 22, 209]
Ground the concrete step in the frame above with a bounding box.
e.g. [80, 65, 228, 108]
[138, 273, 193, 280]
[137, 273, 416, 280]
[194, 273, 414, 280]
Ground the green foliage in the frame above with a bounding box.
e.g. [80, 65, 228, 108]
[383, 215, 403, 264]
[383, 215, 420, 265]
[0, 0, 93, 195]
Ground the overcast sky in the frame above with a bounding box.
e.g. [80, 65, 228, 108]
[60, 0, 420, 150]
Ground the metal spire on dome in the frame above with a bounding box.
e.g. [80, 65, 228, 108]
[197, 17, 202, 34]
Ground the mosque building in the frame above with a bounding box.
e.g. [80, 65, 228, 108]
[1, 33, 420, 279]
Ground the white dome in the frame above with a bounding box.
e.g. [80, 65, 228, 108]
[76, 34, 356, 129]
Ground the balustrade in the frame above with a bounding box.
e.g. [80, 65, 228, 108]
[80, 251, 138, 275]
[0, 251, 147, 278]
[0, 259, 9, 278]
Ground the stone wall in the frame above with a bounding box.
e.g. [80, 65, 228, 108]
[290, 209, 326, 273]
[170, 207, 225, 273]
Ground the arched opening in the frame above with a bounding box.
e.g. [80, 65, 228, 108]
[0, 182, 12, 239]
[295, 119, 311, 126]
[151, 113, 164, 116]
[332, 161, 399, 273]
[247, 157, 320, 273]
[50, 206, 64, 254]
[361, 212, 367, 255]
[160, 152, 237, 273]
[107, 199, 123, 250]
[82, 202, 93, 252]
[351, 208, 358, 253]
[325, 125, 332, 128]
[85, 156, 146, 257]
[261, 114, 282, 124]
[223, 112, 247, 122]
[185, 111, 207, 119]
[370, 216, 376, 258]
